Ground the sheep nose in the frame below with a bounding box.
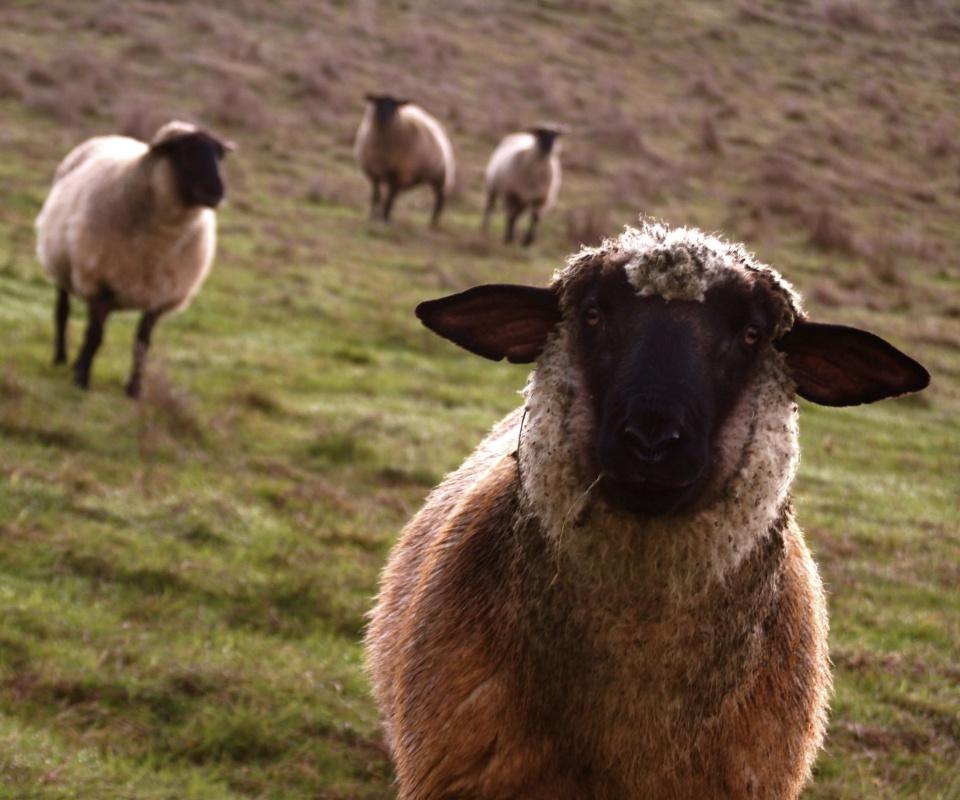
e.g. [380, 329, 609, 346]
[622, 414, 682, 463]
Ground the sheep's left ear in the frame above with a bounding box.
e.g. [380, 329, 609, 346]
[416, 284, 561, 364]
[776, 320, 930, 407]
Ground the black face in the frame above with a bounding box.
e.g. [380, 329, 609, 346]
[572, 268, 781, 516]
[532, 128, 559, 155]
[368, 94, 409, 127]
[159, 134, 228, 209]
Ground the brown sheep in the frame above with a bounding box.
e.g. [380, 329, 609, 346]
[365, 222, 930, 799]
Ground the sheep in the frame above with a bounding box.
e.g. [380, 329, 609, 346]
[353, 94, 456, 227]
[35, 120, 233, 398]
[365, 221, 930, 800]
[481, 125, 563, 246]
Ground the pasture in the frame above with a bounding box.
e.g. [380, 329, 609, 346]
[0, 1, 958, 797]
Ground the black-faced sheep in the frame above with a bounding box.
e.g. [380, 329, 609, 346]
[35, 120, 233, 398]
[482, 125, 563, 246]
[354, 94, 456, 227]
[365, 222, 930, 799]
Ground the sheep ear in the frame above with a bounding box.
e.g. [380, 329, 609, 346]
[416, 284, 561, 364]
[776, 320, 930, 407]
[214, 135, 237, 154]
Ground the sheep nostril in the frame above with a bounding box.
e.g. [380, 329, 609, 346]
[622, 420, 682, 462]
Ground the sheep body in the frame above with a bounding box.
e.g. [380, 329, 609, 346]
[482, 127, 562, 245]
[35, 120, 230, 396]
[39, 135, 216, 311]
[354, 94, 455, 227]
[366, 222, 930, 799]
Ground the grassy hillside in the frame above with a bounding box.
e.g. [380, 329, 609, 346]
[0, 1, 958, 797]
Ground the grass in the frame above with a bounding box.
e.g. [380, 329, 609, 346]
[1, 1, 959, 797]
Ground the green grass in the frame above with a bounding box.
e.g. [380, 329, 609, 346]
[1, 1, 959, 797]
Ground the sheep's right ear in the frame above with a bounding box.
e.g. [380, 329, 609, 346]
[416, 284, 561, 364]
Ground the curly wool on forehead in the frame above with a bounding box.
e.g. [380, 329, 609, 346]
[555, 221, 804, 338]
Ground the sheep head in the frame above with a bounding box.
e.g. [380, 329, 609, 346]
[149, 121, 234, 209]
[417, 223, 929, 520]
[364, 93, 411, 127]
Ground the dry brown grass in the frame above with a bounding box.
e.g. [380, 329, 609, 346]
[699, 114, 724, 155]
[203, 80, 268, 133]
[925, 113, 958, 159]
[816, 0, 881, 31]
[565, 205, 612, 248]
[22, 48, 116, 125]
[807, 205, 859, 255]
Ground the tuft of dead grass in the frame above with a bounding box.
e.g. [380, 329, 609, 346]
[925, 113, 957, 159]
[699, 114, 724, 155]
[565, 206, 612, 248]
[137, 368, 205, 451]
[22, 48, 116, 124]
[83, 0, 132, 36]
[816, 0, 881, 32]
[113, 103, 169, 142]
[0, 71, 24, 100]
[203, 80, 267, 133]
[807, 205, 859, 255]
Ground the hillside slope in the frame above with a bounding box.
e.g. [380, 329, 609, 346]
[0, 1, 958, 798]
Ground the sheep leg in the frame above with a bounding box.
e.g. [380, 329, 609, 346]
[54, 287, 70, 365]
[369, 181, 382, 219]
[125, 309, 162, 399]
[382, 182, 400, 222]
[505, 208, 522, 244]
[522, 210, 541, 247]
[481, 190, 496, 233]
[73, 294, 112, 390]
[430, 181, 445, 228]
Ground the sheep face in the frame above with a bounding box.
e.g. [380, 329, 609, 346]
[365, 93, 410, 128]
[151, 132, 231, 209]
[531, 126, 561, 156]
[568, 267, 784, 516]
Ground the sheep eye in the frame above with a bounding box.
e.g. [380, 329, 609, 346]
[743, 325, 761, 345]
[583, 306, 601, 327]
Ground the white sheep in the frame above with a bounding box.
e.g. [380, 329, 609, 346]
[482, 125, 563, 245]
[353, 94, 456, 227]
[35, 120, 233, 397]
[365, 221, 930, 799]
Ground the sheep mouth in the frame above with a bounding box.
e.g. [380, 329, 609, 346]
[600, 474, 703, 517]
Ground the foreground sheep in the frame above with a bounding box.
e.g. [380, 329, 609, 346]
[36, 121, 233, 397]
[366, 222, 930, 799]
[354, 94, 455, 227]
[482, 125, 563, 245]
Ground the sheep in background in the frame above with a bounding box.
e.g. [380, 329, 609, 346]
[482, 125, 563, 246]
[354, 94, 456, 227]
[35, 120, 233, 398]
[366, 222, 929, 799]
